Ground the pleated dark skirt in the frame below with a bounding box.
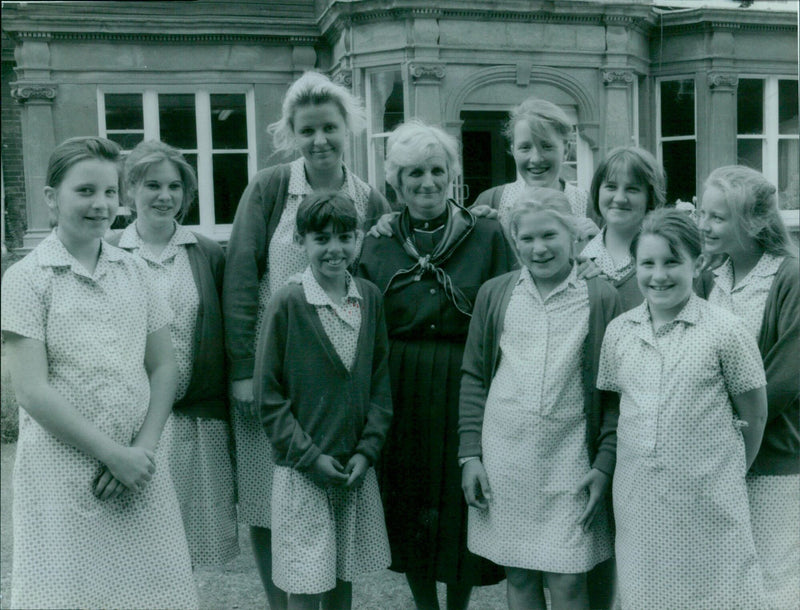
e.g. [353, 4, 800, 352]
[380, 337, 505, 586]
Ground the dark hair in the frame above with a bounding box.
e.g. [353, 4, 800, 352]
[295, 191, 358, 236]
[590, 146, 667, 218]
[47, 136, 122, 191]
[631, 208, 702, 261]
[124, 140, 198, 223]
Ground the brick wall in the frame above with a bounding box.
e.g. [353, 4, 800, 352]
[2, 59, 26, 251]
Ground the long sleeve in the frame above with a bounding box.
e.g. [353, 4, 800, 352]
[254, 290, 321, 470]
[760, 258, 800, 423]
[355, 289, 394, 464]
[458, 282, 492, 459]
[222, 166, 284, 380]
[591, 282, 623, 476]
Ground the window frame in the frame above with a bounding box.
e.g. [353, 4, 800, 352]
[656, 76, 697, 203]
[736, 75, 799, 192]
[98, 85, 257, 241]
[364, 67, 406, 205]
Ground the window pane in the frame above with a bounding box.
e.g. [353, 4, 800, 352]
[107, 132, 144, 151]
[105, 94, 143, 130]
[660, 80, 694, 137]
[779, 80, 799, 135]
[737, 79, 763, 135]
[211, 94, 247, 149]
[778, 139, 799, 210]
[737, 139, 763, 171]
[181, 153, 200, 225]
[159, 94, 197, 149]
[212, 153, 248, 224]
[662, 140, 696, 203]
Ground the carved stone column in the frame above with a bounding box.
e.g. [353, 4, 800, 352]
[602, 69, 636, 150]
[407, 62, 445, 125]
[11, 39, 58, 248]
[707, 72, 739, 171]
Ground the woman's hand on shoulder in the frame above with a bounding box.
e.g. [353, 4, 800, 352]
[94, 445, 156, 500]
[367, 212, 399, 238]
[576, 257, 606, 280]
[469, 205, 498, 219]
[575, 468, 610, 532]
[344, 453, 370, 489]
[461, 458, 492, 510]
[308, 454, 349, 489]
[231, 378, 258, 419]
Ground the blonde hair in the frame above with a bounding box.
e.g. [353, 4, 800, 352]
[267, 71, 366, 152]
[503, 97, 573, 147]
[124, 140, 197, 222]
[384, 120, 461, 192]
[507, 186, 577, 243]
[704, 165, 796, 258]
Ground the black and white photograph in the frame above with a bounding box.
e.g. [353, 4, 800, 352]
[0, 1, 798, 608]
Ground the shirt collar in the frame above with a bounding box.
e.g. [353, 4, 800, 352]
[36, 229, 126, 276]
[518, 264, 580, 300]
[118, 220, 196, 263]
[302, 266, 361, 307]
[711, 253, 782, 293]
[628, 292, 702, 328]
[288, 157, 356, 199]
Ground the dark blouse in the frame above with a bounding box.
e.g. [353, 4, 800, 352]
[357, 215, 516, 341]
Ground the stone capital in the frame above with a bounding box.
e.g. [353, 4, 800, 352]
[602, 70, 635, 88]
[11, 83, 57, 103]
[409, 62, 445, 83]
[708, 72, 739, 91]
[331, 69, 353, 89]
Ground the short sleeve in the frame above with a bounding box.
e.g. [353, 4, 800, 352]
[596, 319, 621, 393]
[0, 262, 46, 342]
[718, 315, 767, 397]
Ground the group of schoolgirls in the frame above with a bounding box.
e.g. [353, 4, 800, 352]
[2, 79, 797, 610]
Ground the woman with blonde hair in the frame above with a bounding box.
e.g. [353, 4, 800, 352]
[223, 71, 389, 608]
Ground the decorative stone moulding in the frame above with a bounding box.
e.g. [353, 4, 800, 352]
[332, 69, 353, 89]
[708, 72, 739, 90]
[603, 70, 635, 87]
[409, 63, 445, 82]
[11, 84, 57, 103]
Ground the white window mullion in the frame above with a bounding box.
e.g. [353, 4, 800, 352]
[142, 91, 160, 141]
[97, 90, 107, 136]
[194, 91, 214, 233]
[246, 88, 257, 179]
[763, 78, 779, 187]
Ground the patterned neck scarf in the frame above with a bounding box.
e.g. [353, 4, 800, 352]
[383, 199, 477, 317]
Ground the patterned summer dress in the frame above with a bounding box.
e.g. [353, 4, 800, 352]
[468, 267, 613, 573]
[234, 157, 374, 528]
[1, 232, 198, 609]
[598, 295, 767, 609]
[270, 268, 391, 594]
[495, 177, 589, 230]
[708, 253, 800, 610]
[119, 222, 239, 566]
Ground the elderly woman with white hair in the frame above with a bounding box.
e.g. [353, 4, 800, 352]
[358, 120, 513, 610]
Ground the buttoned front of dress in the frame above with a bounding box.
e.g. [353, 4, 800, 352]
[597, 295, 768, 609]
[119, 223, 200, 399]
[709, 253, 783, 338]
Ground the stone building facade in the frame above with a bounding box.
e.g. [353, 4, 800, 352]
[1, 0, 797, 249]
